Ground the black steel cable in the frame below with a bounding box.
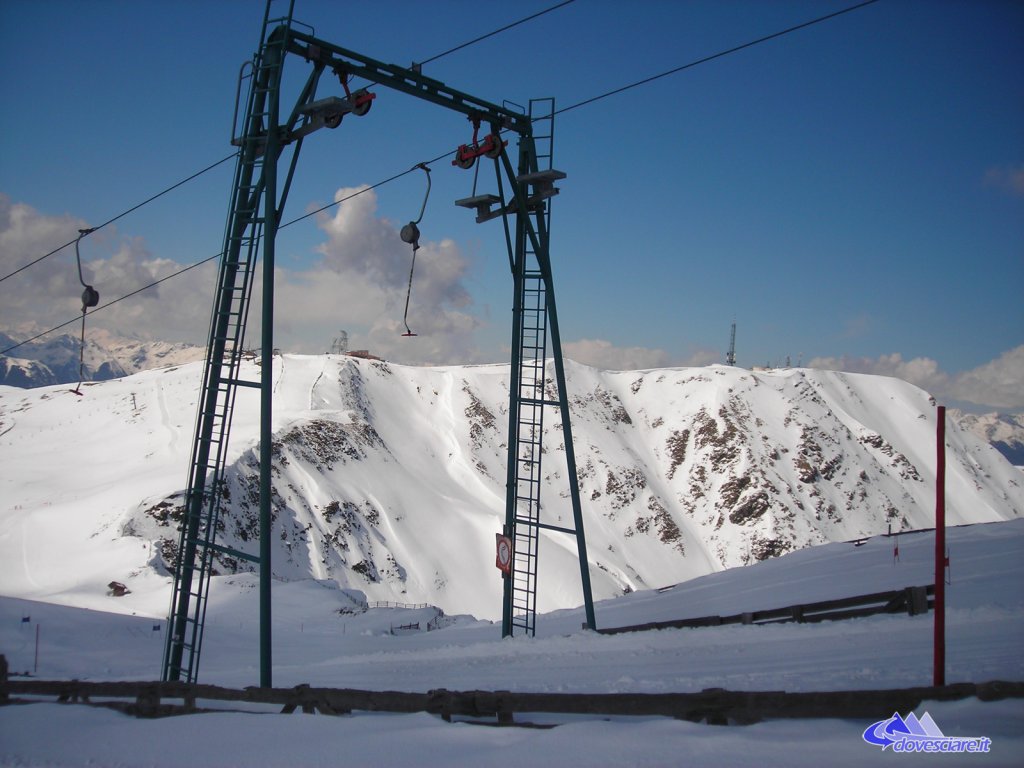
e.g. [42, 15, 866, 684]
[72, 306, 89, 396]
[555, 0, 881, 117]
[2, 2, 574, 291]
[0, 152, 238, 284]
[2, 0, 880, 357]
[0, 172, 450, 358]
[1, 252, 222, 357]
[416, 0, 577, 67]
[278, 149, 452, 229]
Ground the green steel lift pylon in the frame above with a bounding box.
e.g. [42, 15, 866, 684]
[497, 99, 596, 637]
[162, 1, 294, 687]
[163, 2, 595, 687]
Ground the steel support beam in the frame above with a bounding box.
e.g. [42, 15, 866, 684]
[284, 30, 530, 134]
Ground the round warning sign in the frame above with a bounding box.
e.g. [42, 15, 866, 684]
[495, 533, 513, 574]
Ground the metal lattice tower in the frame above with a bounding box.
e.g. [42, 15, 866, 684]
[330, 330, 349, 355]
[164, 3, 595, 686]
[726, 322, 737, 366]
[500, 99, 594, 637]
[163, 1, 293, 686]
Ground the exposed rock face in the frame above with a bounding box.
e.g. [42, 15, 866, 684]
[110, 356, 1021, 620]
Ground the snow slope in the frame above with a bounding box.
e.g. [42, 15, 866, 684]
[1, 519, 1022, 767]
[0, 355, 1020, 624]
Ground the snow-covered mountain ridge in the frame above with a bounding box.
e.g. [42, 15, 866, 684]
[0, 354, 1019, 621]
[0, 330, 204, 387]
[5, 329, 1022, 467]
[951, 410, 1024, 467]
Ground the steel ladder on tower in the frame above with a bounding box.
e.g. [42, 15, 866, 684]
[162, 2, 293, 684]
[509, 268, 548, 636]
[508, 98, 561, 637]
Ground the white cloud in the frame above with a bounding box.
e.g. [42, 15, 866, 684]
[684, 348, 725, 367]
[0, 194, 216, 344]
[0, 193, 91, 321]
[562, 339, 670, 370]
[0, 193, 85, 263]
[949, 346, 1024, 411]
[806, 352, 951, 394]
[299, 186, 483, 364]
[807, 348, 1024, 411]
[0, 189, 487, 363]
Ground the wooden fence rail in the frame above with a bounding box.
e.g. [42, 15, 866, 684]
[597, 584, 934, 636]
[2, 664, 1021, 725]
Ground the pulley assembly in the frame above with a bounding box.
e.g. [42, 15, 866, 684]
[452, 115, 506, 169]
[328, 64, 376, 124]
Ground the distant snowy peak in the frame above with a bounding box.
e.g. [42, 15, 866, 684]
[0, 354, 59, 388]
[100, 337, 206, 374]
[951, 409, 1024, 467]
[0, 330, 203, 388]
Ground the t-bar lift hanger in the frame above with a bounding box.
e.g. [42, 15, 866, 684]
[399, 163, 431, 337]
[71, 227, 99, 396]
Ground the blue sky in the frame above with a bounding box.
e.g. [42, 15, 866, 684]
[1, 0, 1021, 410]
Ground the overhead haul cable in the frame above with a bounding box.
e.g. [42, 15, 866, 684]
[2, 0, 879, 356]
[283, 0, 882, 224]
[0, 181, 427, 357]
[0, 251, 222, 357]
[2, 0, 576, 289]
[555, 0, 881, 116]
[0, 152, 239, 284]
[415, 0, 577, 68]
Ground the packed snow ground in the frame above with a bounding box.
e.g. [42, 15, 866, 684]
[2, 519, 1023, 767]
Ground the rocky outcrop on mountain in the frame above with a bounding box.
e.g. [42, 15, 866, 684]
[104, 356, 1021, 620]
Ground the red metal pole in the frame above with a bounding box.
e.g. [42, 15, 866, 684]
[934, 405, 946, 687]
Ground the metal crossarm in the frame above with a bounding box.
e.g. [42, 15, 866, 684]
[284, 31, 531, 135]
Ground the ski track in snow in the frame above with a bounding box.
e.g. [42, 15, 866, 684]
[17, 518, 41, 591]
[308, 357, 327, 411]
[155, 380, 179, 453]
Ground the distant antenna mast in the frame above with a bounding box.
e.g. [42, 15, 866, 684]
[330, 330, 349, 355]
[726, 322, 737, 366]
